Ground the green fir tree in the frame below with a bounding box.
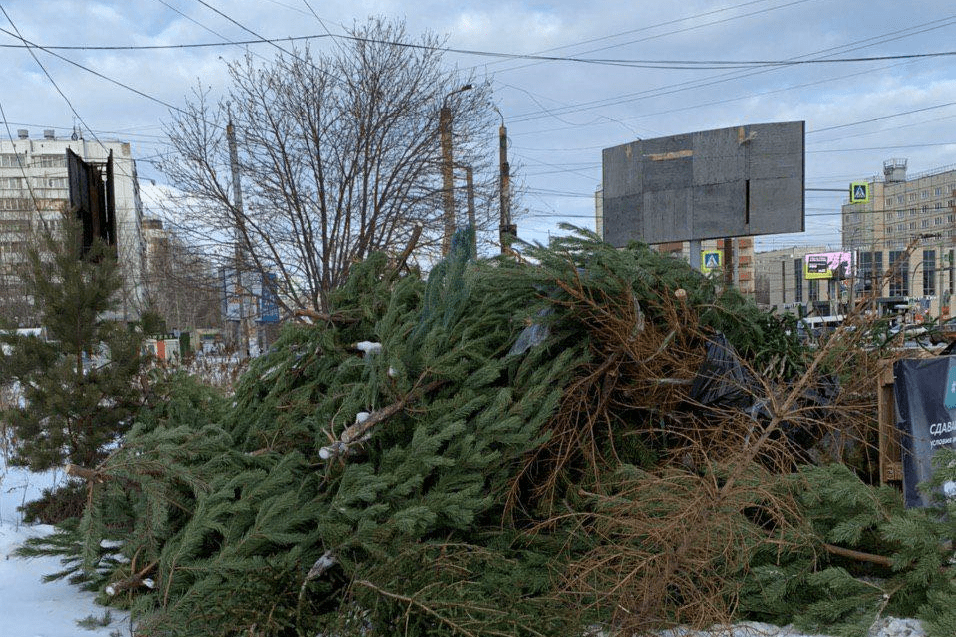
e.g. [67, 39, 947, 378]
[0, 216, 144, 475]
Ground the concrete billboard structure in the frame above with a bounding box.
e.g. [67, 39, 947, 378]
[601, 121, 805, 246]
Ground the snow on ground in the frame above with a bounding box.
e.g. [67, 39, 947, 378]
[0, 456, 130, 637]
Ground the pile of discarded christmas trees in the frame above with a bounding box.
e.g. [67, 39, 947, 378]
[27, 228, 956, 636]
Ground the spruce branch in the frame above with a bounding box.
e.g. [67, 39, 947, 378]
[105, 561, 158, 596]
[322, 377, 445, 459]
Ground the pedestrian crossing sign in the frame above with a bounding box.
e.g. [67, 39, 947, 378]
[849, 181, 870, 204]
[702, 250, 721, 273]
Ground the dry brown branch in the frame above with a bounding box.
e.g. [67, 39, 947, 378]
[506, 275, 706, 515]
[393, 222, 423, 274]
[350, 579, 489, 637]
[823, 543, 895, 568]
[500, 247, 899, 634]
[328, 378, 446, 452]
[291, 308, 361, 324]
[65, 463, 106, 483]
[105, 561, 158, 596]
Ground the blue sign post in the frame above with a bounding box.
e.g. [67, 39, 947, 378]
[258, 272, 280, 324]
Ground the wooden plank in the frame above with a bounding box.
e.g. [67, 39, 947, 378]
[645, 149, 693, 161]
[878, 360, 903, 483]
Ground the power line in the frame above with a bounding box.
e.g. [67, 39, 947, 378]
[4, 18, 956, 71]
[0, 33, 331, 50]
[0, 26, 184, 114]
[808, 100, 956, 134]
[481, 0, 817, 75]
[505, 13, 956, 124]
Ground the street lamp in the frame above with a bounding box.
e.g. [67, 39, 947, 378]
[440, 84, 473, 256]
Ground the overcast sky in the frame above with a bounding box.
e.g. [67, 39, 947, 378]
[3, 0, 956, 251]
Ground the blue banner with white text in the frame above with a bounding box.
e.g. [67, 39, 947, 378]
[894, 357, 956, 507]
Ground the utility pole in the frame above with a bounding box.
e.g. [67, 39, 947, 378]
[226, 113, 248, 361]
[440, 105, 455, 257]
[440, 84, 472, 256]
[722, 238, 736, 289]
[465, 165, 476, 255]
[496, 112, 514, 255]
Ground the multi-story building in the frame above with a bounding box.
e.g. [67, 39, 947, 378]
[754, 245, 847, 315]
[841, 159, 956, 319]
[0, 129, 146, 323]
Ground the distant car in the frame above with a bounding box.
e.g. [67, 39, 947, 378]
[885, 323, 934, 349]
[929, 318, 956, 345]
[889, 323, 928, 337]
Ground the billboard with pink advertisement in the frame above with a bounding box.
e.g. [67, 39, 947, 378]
[804, 251, 852, 280]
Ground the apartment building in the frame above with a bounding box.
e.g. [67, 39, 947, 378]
[841, 159, 956, 318]
[0, 129, 146, 322]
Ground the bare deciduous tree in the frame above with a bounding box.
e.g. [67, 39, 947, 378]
[162, 18, 497, 314]
[142, 225, 221, 330]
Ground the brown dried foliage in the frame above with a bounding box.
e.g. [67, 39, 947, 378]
[505, 265, 893, 634]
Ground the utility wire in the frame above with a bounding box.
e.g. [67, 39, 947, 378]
[809, 101, 956, 134]
[0, 12, 163, 194]
[506, 13, 956, 123]
[0, 25, 183, 114]
[481, 0, 817, 75]
[6, 23, 956, 69]
[0, 33, 330, 50]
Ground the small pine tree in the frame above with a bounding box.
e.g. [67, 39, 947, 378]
[0, 215, 144, 473]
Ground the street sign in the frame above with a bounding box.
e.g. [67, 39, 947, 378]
[702, 250, 721, 273]
[849, 181, 870, 204]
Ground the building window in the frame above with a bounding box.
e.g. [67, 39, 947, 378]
[886, 197, 893, 206]
[0, 153, 25, 168]
[937, 217, 944, 226]
[897, 195, 905, 204]
[921, 219, 930, 228]
[32, 176, 67, 189]
[794, 258, 802, 303]
[922, 190, 929, 199]
[937, 202, 943, 210]
[0, 198, 31, 211]
[0, 177, 23, 189]
[924, 250, 936, 296]
[910, 193, 917, 202]
[889, 250, 909, 297]
[807, 278, 819, 302]
[898, 223, 906, 232]
[948, 214, 954, 223]
[860, 251, 882, 293]
[898, 210, 905, 219]
[914, 221, 921, 229]
[922, 205, 929, 214]
[0, 219, 30, 233]
[936, 187, 943, 196]
[33, 154, 66, 168]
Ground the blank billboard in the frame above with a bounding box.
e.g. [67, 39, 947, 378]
[601, 121, 804, 246]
